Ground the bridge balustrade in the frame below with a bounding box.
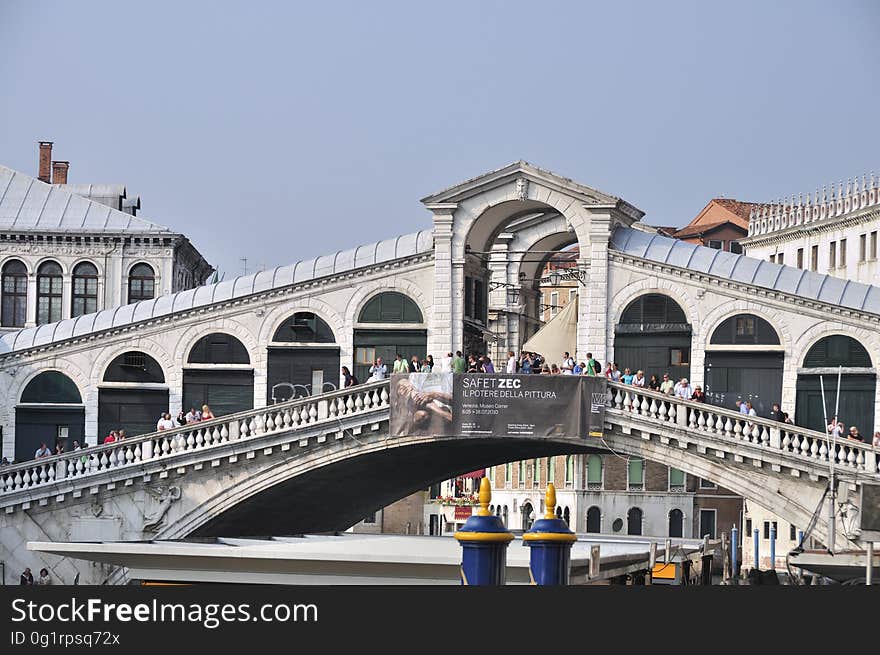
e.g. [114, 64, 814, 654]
[0, 381, 389, 497]
[605, 381, 879, 476]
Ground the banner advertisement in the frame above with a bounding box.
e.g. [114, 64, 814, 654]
[389, 373, 606, 439]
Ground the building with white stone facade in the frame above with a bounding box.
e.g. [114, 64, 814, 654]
[0, 160, 878, 559]
[0, 147, 212, 335]
[738, 174, 880, 567]
[741, 175, 880, 285]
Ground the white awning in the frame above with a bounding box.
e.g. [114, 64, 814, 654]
[522, 295, 577, 357]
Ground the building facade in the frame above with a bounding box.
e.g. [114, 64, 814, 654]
[741, 175, 880, 285]
[0, 145, 212, 334]
[671, 198, 752, 253]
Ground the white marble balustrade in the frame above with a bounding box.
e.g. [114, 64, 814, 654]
[0, 381, 390, 496]
[605, 380, 879, 476]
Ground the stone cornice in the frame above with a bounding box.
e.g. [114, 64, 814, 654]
[742, 206, 880, 248]
[609, 251, 880, 326]
[0, 253, 434, 364]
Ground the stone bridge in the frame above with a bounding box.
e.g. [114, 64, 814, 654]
[1, 379, 876, 584]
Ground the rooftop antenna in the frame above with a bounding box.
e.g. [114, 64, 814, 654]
[240, 257, 248, 277]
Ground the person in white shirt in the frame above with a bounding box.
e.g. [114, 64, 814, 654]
[157, 413, 176, 431]
[673, 378, 693, 400]
[185, 407, 201, 424]
[369, 358, 387, 381]
[633, 370, 646, 387]
[560, 352, 575, 375]
[506, 351, 517, 374]
[438, 352, 453, 373]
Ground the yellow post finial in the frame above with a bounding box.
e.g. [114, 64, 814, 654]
[476, 477, 492, 516]
[544, 482, 557, 519]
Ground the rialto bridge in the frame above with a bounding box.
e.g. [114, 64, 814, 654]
[0, 161, 878, 583]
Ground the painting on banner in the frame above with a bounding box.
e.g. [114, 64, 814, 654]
[389, 372, 454, 437]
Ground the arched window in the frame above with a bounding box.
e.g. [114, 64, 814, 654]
[586, 506, 602, 533]
[188, 333, 250, 364]
[668, 509, 684, 538]
[587, 455, 603, 490]
[358, 292, 423, 323]
[619, 294, 688, 329]
[1, 259, 27, 327]
[521, 502, 534, 531]
[710, 314, 780, 345]
[71, 262, 99, 317]
[565, 455, 574, 486]
[563, 506, 570, 526]
[21, 371, 82, 404]
[627, 507, 643, 535]
[803, 335, 872, 368]
[128, 263, 155, 303]
[36, 261, 63, 324]
[272, 312, 335, 343]
[103, 351, 165, 383]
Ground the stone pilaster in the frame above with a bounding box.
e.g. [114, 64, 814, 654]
[580, 209, 613, 362]
[426, 204, 456, 357]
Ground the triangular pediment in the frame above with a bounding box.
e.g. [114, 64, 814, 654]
[420, 160, 643, 219]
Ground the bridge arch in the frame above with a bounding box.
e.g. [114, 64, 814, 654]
[94, 343, 173, 440]
[351, 288, 428, 382]
[612, 291, 695, 383]
[794, 331, 878, 436]
[14, 369, 86, 462]
[703, 307, 787, 416]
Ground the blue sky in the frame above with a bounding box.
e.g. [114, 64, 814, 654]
[1, 0, 877, 276]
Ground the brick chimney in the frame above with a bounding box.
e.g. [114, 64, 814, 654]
[51, 161, 69, 185]
[38, 141, 53, 183]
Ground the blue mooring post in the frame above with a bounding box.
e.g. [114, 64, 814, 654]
[522, 483, 577, 585]
[769, 525, 776, 570]
[454, 477, 514, 585]
[753, 528, 760, 569]
[731, 525, 739, 580]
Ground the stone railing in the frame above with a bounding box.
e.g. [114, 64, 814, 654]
[747, 174, 879, 237]
[605, 381, 879, 477]
[0, 381, 390, 497]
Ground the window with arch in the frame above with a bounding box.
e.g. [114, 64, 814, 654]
[21, 371, 82, 404]
[619, 294, 688, 328]
[565, 455, 574, 487]
[188, 333, 250, 364]
[521, 502, 534, 531]
[1, 259, 27, 327]
[103, 351, 165, 384]
[358, 291, 423, 323]
[710, 313, 780, 346]
[587, 455, 603, 490]
[668, 508, 684, 538]
[128, 263, 155, 303]
[803, 335, 872, 368]
[71, 262, 99, 317]
[627, 507, 643, 535]
[36, 261, 63, 324]
[586, 506, 602, 533]
[273, 312, 335, 343]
